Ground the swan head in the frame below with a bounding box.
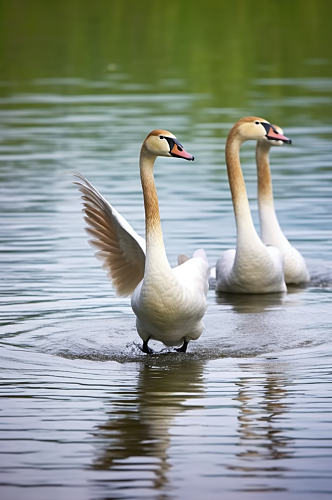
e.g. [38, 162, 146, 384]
[143, 129, 195, 161]
[234, 117, 292, 145]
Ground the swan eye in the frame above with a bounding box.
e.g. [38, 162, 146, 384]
[254, 121, 260, 125]
[159, 135, 164, 140]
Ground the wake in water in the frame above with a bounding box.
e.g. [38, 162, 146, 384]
[308, 261, 332, 287]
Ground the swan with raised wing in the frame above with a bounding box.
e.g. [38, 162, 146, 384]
[256, 125, 310, 284]
[73, 130, 209, 353]
[215, 117, 291, 294]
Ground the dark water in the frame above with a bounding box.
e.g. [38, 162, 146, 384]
[1, 1, 332, 499]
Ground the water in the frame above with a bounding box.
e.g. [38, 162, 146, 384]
[1, 2, 332, 499]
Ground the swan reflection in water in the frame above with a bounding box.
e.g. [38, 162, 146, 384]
[215, 291, 286, 314]
[213, 294, 295, 482]
[229, 360, 294, 484]
[90, 357, 296, 494]
[91, 358, 204, 491]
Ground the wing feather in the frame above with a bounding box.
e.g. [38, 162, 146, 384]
[73, 171, 146, 297]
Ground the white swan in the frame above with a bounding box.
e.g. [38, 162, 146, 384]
[73, 130, 209, 353]
[256, 125, 310, 284]
[215, 117, 291, 294]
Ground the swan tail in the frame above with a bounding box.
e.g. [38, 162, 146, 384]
[177, 254, 190, 266]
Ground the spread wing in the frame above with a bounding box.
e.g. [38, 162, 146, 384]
[73, 171, 146, 297]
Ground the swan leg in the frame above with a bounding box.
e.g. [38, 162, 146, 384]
[142, 337, 153, 354]
[175, 339, 188, 353]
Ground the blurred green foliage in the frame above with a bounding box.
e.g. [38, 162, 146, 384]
[0, 0, 332, 116]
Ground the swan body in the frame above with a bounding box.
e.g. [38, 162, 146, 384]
[215, 117, 291, 294]
[74, 130, 209, 352]
[256, 126, 310, 284]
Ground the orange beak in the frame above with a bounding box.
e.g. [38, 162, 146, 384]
[262, 123, 292, 144]
[166, 137, 195, 161]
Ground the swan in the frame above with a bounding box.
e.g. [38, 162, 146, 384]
[256, 125, 310, 284]
[215, 117, 291, 294]
[73, 130, 209, 353]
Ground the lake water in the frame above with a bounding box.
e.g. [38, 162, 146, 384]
[1, 2, 332, 499]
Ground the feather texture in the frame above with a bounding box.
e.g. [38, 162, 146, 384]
[73, 171, 146, 296]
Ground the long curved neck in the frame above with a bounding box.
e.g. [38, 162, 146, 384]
[256, 142, 285, 244]
[139, 148, 169, 272]
[256, 142, 275, 209]
[225, 129, 260, 248]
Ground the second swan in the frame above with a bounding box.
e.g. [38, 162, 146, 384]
[215, 117, 291, 294]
